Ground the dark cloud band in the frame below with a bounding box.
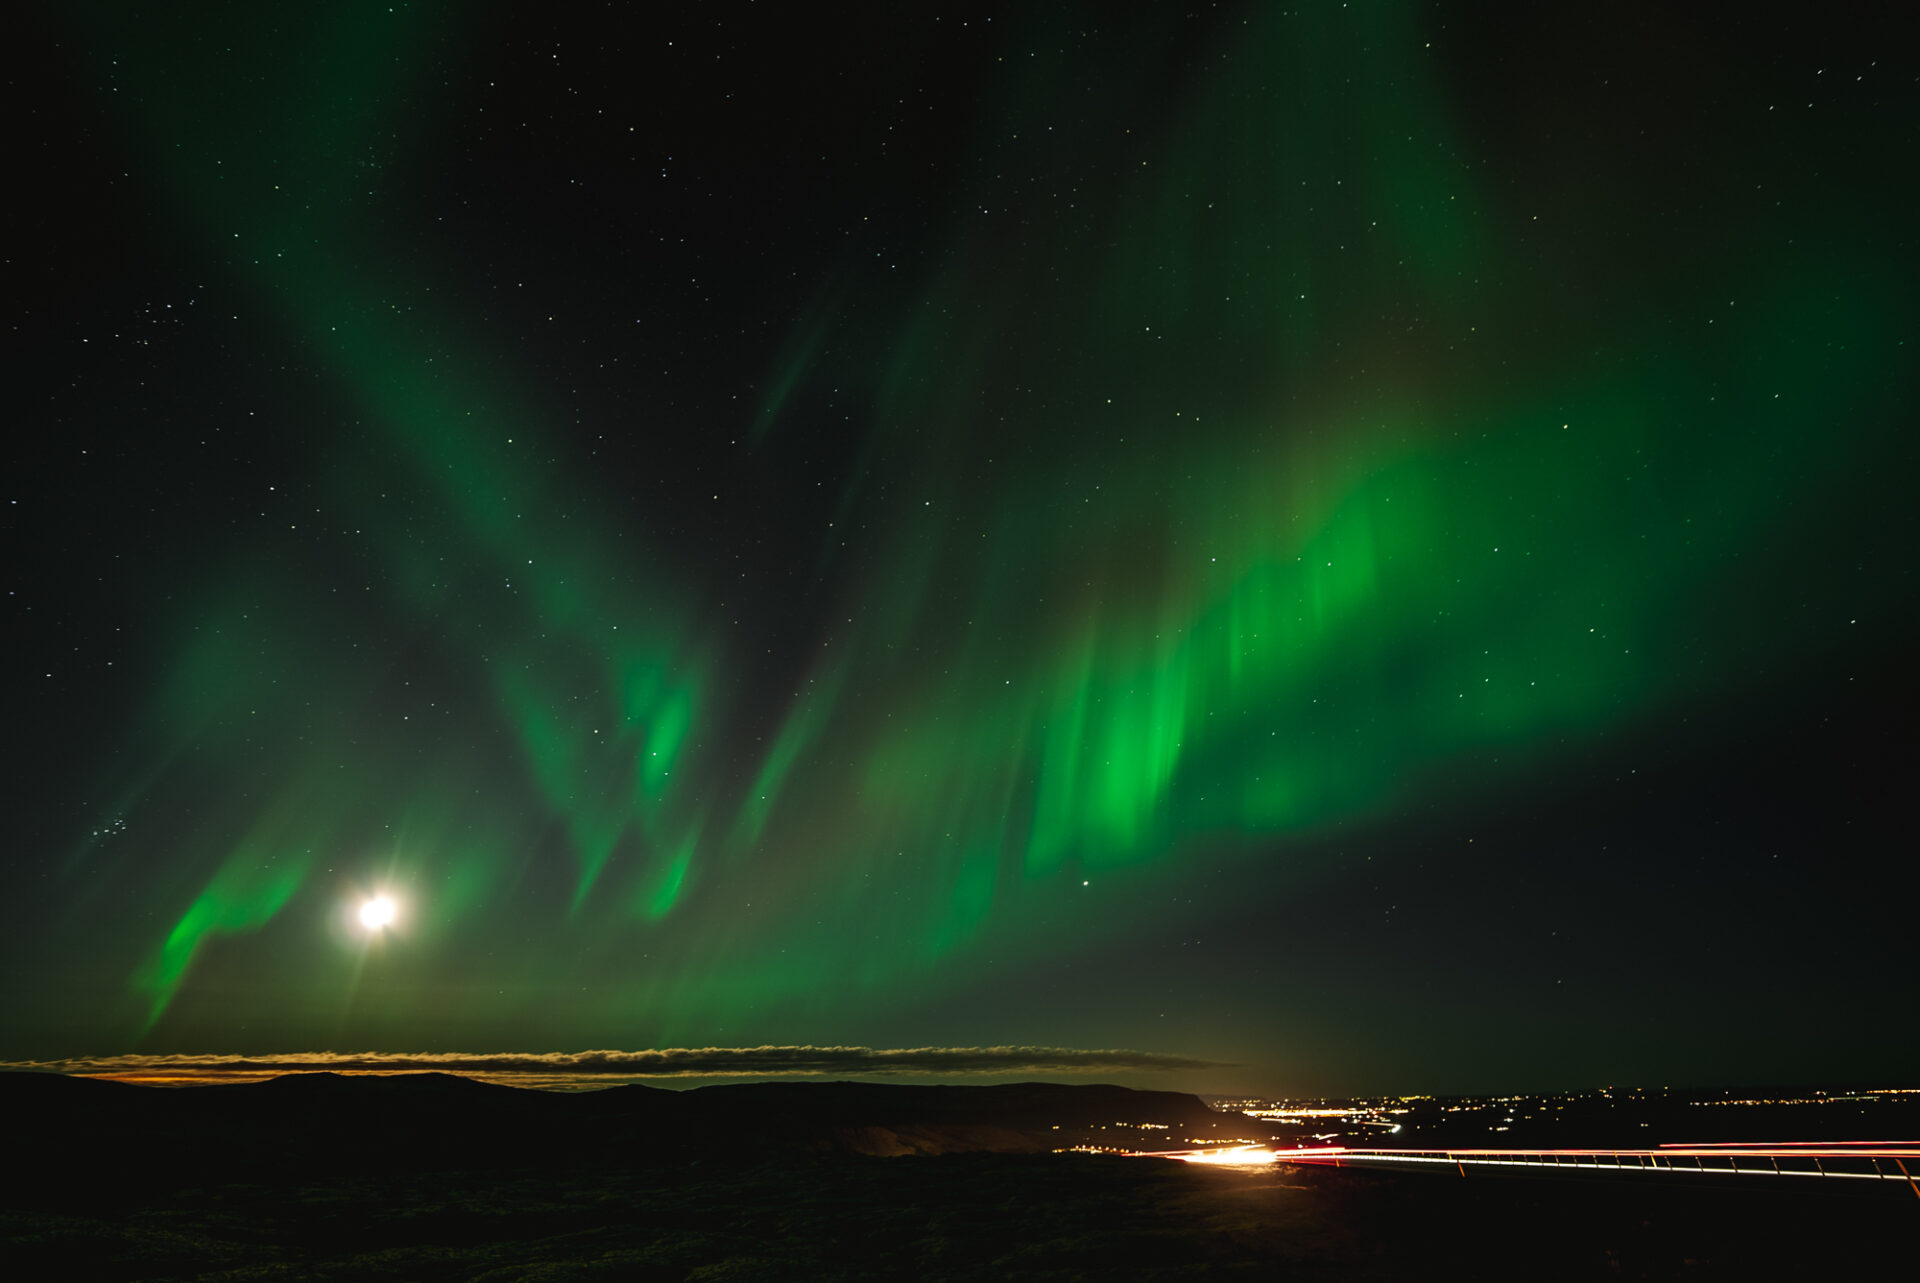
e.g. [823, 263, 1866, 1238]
[3, 1045, 1227, 1082]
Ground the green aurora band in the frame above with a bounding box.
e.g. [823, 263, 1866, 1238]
[57, 3, 1912, 1048]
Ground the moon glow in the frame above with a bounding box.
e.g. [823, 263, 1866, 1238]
[358, 896, 397, 930]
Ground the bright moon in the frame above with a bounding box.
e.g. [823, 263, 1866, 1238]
[358, 896, 397, 930]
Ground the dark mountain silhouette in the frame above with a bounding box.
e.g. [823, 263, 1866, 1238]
[1, 1071, 1259, 1186]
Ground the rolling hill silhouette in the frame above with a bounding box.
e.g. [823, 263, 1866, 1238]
[2, 1071, 1248, 1180]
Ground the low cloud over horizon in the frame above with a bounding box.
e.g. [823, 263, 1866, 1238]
[2, 1045, 1228, 1086]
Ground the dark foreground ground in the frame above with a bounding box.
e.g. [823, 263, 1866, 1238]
[6, 1151, 1913, 1281]
[2, 1074, 1911, 1279]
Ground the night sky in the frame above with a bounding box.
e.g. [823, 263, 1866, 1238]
[9, 2, 1917, 1096]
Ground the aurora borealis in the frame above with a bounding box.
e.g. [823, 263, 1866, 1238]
[9, 2, 1917, 1094]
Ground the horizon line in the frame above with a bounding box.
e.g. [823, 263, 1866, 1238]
[0, 1044, 1232, 1088]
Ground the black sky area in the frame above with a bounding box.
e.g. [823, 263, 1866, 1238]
[6, 1, 1917, 1095]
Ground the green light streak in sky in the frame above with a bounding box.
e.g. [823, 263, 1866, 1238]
[71, 1, 1913, 1044]
[75, 1, 716, 1022]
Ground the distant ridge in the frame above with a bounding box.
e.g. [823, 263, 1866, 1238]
[0, 1072, 1260, 1185]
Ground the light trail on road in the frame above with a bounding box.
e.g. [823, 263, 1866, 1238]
[1132, 1144, 1920, 1197]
